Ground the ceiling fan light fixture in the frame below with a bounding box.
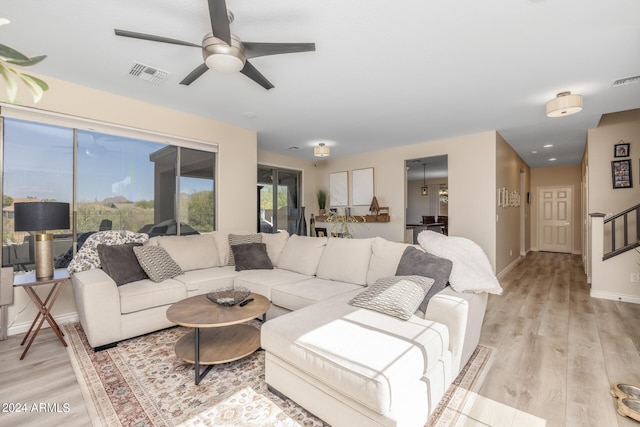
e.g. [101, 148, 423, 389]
[546, 91, 583, 117]
[205, 53, 244, 73]
[314, 143, 330, 157]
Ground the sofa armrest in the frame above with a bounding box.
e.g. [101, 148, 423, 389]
[423, 287, 488, 376]
[71, 268, 122, 348]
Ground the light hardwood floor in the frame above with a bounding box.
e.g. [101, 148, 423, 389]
[0, 251, 638, 426]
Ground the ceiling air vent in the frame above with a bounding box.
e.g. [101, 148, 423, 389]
[128, 62, 171, 84]
[611, 74, 640, 87]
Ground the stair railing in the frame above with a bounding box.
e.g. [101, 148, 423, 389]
[602, 203, 640, 260]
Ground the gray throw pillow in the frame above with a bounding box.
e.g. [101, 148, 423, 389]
[97, 243, 148, 286]
[395, 246, 452, 313]
[231, 243, 274, 271]
[349, 275, 434, 320]
[228, 233, 262, 266]
[133, 245, 183, 282]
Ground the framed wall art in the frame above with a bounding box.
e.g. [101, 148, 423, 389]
[614, 141, 630, 158]
[329, 171, 348, 206]
[611, 159, 632, 188]
[352, 167, 374, 206]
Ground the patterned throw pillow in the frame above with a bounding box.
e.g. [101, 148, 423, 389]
[67, 230, 149, 274]
[133, 245, 183, 282]
[349, 275, 435, 320]
[228, 233, 262, 266]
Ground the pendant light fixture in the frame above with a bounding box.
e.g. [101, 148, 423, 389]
[421, 163, 428, 196]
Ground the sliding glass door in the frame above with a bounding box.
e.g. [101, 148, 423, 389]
[257, 166, 301, 235]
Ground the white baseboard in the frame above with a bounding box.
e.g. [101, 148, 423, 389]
[590, 290, 640, 304]
[7, 312, 78, 337]
[498, 256, 522, 279]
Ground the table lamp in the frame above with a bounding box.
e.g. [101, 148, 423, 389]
[14, 202, 70, 279]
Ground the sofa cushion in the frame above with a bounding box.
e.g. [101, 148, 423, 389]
[366, 237, 411, 285]
[235, 268, 314, 299]
[261, 291, 449, 415]
[97, 243, 147, 286]
[68, 230, 149, 273]
[154, 234, 221, 271]
[133, 245, 183, 282]
[118, 278, 186, 314]
[260, 231, 289, 265]
[396, 246, 452, 313]
[228, 233, 262, 266]
[316, 238, 373, 286]
[174, 266, 239, 294]
[277, 235, 327, 276]
[349, 275, 434, 320]
[231, 243, 274, 271]
[271, 278, 363, 311]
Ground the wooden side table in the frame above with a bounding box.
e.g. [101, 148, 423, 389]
[13, 269, 70, 360]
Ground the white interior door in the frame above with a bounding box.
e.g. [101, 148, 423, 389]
[538, 186, 573, 253]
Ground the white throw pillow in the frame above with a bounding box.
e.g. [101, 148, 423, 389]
[366, 237, 413, 285]
[316, 238, 374, 286]
[277, 235, 328, 276]
[155, 234, 221, 271]
[260, 230, 290, 265]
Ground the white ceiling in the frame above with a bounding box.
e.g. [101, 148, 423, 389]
[3, 0, 640, 169]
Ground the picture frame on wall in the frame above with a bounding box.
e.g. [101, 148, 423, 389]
[611, 159, 632, 189]
[614, 142, 630, 158]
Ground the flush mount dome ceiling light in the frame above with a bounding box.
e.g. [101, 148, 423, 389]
[314, 142, 330, 157]
[546, 91, 583, 117]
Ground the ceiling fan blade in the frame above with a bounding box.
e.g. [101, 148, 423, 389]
[180, 63, 209, 85]
[243, 42, 316, 59]
[240, 60, 274, 90]
[208, 0, 231, 45]
[114, 29, 201, 48]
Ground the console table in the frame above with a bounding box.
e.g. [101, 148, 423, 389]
[13, 269, 69, 360]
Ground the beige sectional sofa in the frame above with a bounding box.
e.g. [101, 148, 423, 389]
[70, 230, 492, 426]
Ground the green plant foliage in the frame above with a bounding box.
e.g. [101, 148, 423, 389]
[0, 20, 48, 103]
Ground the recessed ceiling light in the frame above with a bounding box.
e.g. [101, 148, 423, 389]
[531, 150, 538, 154]
[242, 111, 257, 118]
[543, 144, 554, 148]
[549, 158, 557, 161]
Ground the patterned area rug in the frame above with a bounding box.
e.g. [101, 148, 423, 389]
[64, 322, 494, 427]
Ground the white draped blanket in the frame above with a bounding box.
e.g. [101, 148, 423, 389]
[417, 231, 503, 295]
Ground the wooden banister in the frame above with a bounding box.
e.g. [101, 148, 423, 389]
[602, 203, 640, 260]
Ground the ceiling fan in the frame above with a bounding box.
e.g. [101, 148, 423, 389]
[114, 0, 315, 90]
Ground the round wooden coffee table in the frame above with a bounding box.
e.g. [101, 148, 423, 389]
[166, 293, 270, 385]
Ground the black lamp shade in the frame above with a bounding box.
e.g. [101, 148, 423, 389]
[14, 202, 70, 232]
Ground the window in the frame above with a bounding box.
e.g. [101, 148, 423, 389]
[1, 112, 217, 270]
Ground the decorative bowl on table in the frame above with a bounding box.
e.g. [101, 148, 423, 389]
[206, 287, 250, 306]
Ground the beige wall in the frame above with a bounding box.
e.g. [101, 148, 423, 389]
[311, 131, 499, 268]
[4, 75, 257, 333]
[496, 133, 530, 271]
[530, 164, 583, 254]
[586, 108, 640, 299]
